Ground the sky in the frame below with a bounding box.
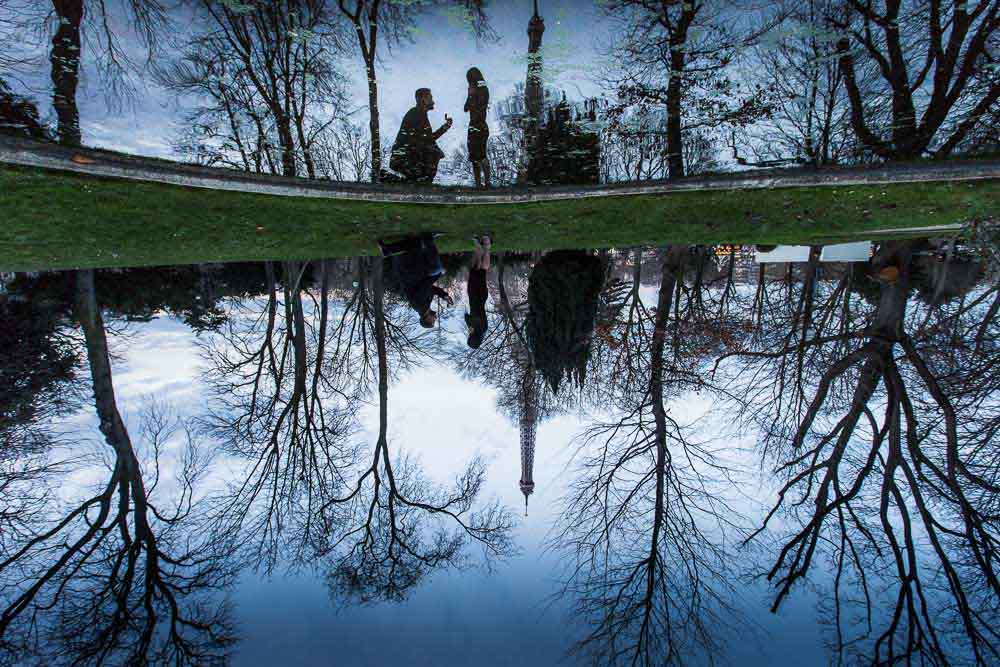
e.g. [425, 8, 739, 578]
[3, 1, 611, 167]
[31, 269, 832, 666]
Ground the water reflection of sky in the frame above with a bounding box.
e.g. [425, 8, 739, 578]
[53, 306, 831, 666]
[8, 243, 996, 665]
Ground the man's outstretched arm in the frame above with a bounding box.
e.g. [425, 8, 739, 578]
[433, 114, 453, 140]
[432, 285, 454, 305]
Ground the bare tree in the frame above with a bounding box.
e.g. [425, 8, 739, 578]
[334, 0, 407, 182]
[202, 256, 447, 577]
[48, 0, 169, 146]
[551, 249, 747, 666]
[202, 261, 359, 571]
[49, 0, 84, 146]
[316, 257, 515, 603]
[0, 270, 235, 665]
[716, 242, 1000, 664]
[744, 0, 859, 165]
[164, 36, 278, 172]
[600, 0, 780, 179]
[183, 0, 349, 177]
[313, 117, 373, 180]
[0, 1, 43, 90]
[599, 111, 672, 182]
[828, 0, 1000, 159]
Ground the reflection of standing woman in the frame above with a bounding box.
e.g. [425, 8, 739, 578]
[464, 67, 491, 188]
[466, 235, 491, 348]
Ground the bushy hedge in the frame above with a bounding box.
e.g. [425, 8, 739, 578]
[526, 250, 606, 393]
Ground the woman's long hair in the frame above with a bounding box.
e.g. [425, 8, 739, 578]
[466, 67, 485, 85]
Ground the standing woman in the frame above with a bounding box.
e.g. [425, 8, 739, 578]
[465, 235, 491, 348]
[464, 67, 491, 188]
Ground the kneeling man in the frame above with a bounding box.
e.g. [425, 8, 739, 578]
[389, 88, 452, 184]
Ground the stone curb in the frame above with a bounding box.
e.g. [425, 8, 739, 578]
[2, 135, 998, 206]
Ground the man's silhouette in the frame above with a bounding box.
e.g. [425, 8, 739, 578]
[380, 233, 453, 328]
[390, 88, 452, 184]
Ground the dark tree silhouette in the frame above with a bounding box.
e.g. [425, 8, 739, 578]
[49, 0, 83, 145]
[526, 250, 606, 394]
[552, 249, 747, 667]
[600, 0, 779, 179]
[182, 0, 350, 178]
[717, 242, 1000, 664]
[316, 257, 514, 603]
[829, 0, 1000, 159]
[584, 246, 753, 410]
[0, 77, 49, 139]
[169, 0, 353, 177]
[0, 270, 235, 665]
[0, 275, 81, 455]
[48, 0, 168, 146]
[202, 261, 359, 571]
[203, 256, 484, 589]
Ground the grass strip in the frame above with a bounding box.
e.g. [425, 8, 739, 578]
[1, 165, 995, 271]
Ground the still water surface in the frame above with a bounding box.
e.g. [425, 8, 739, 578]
[2, 0, 999, 663]
[2, 242, 997, 665]
[3, 0, 997, 182]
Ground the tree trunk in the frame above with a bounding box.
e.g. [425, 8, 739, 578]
[366, 61, 381, 183]
[663, 6, 693, 181]
[51, 0, 83, 147]
[294, 117, 316, 179]
[872, 242, 914, 340]
[74, 271, 140, 480]
[372, 257, 388, 432]
[75, 269, 158, 549]
[275, 115, 297, 177]
[665, 76, 684, 180]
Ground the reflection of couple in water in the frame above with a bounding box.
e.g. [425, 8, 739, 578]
[388, 68, 491, 188]
[379, 232, 491, 348]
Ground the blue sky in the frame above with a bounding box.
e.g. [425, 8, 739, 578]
[35, 275, 830, 666]
[4, 1, 610, 163]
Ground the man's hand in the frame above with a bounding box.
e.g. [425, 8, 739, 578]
[433, 285, 454, 306]
[433, 115, 453, 140]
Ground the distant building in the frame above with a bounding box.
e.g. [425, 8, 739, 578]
[502, 1, 603, 186]
[0, 79, 49, 141]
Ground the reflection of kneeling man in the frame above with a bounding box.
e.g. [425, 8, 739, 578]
[390, 88, 452, 183]
[381, 233, 453, 328]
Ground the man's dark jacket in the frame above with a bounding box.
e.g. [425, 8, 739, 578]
[390, 106, 445, 178]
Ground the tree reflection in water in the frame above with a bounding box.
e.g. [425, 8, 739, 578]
[715, 241, 1000, 664]
[315, 258, 514, 604]
[201, 256, 515, 603]
[201, 260, 361, 571]
[550, 247, 749, 667]
[0, 240, 997, 665]
[0, 270, 235, 666]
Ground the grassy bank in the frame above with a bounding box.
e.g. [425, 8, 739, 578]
[1, 165, 996, 271]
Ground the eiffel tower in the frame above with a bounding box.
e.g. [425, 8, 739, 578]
[498, 262, 542, 516]
[518, 364, 538, 515]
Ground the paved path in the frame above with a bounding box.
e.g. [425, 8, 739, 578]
[2, 135, 998, 205]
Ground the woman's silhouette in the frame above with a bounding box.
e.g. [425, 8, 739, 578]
[464, 67, 491, 188]
[466, 235, 491, 348]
